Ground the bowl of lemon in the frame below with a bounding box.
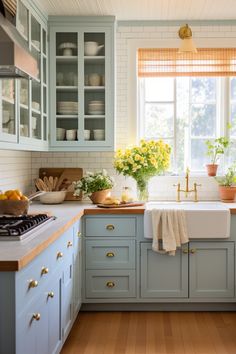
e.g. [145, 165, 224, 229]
[0, 189, 29, 215]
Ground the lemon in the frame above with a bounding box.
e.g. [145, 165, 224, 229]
[0, 194, 7, 200]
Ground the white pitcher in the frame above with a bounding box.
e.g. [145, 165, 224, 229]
[84, 41, 104, 56]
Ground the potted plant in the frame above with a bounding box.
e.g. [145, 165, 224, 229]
[73, 170, 114, 204]
[215, 164, 236, 202]
[114, 139, 171, 201]
[205, 137, 230, 176]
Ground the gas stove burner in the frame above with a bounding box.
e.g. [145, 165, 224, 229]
[0, 214, 56, 240]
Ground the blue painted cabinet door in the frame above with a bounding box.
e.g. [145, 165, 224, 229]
[189, 241, 235, 298]
[48, 273, 63, 354]
[140, 243, 188, 298]
[62, 253, 74, 341]
[73, 222, 82, 315]
[17, 295, 49, 354]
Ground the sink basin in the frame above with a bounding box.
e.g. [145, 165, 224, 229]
[144, 202, 231, 239]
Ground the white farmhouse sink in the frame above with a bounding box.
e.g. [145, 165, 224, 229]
[144, 202, 231, 239]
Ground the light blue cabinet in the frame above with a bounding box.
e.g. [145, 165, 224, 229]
[48, 16, 115, 151]
[0, 0, 49, 151]
[140, 243, 188, 298]
[189, 241, 235, 298]
[0, 221, 82, 354]
[73, 222, 82, 314]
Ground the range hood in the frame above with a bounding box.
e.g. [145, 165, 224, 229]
[0, 0, 38, 79]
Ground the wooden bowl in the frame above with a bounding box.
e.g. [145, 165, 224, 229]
[0, 200, 29, 216]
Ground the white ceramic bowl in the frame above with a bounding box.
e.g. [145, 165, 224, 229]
[39, 191, 66, 204]
[56, 128, 66, 140]
[66, 129, 77, 141]
[93, 129, 105, 140]
[84, 129, 90, 140]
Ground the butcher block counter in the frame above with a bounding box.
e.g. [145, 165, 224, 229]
[0, 201, 236, 271]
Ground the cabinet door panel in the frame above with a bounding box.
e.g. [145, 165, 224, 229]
[140, 243, 188, 298]
[62, 254, 73, 341]
[189, 241, 235, 298]
[48, 275, 62, 354]
[73, 222, 82, 315]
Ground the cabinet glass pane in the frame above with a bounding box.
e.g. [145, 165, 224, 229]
[32, 113, 41, 139]
[42, 29, 47, 55]
[43, 86, 47, 114]
[43, 115, 47, 141]
[55, 33, 78, 142]
[31, 48, 40, 80]
[20, 79, 29, 137]
[1, 80, 15, 135]
[18, 0, 28, 40]
[84, 33, 105, 141]
[31, 15, 40, 51]
[32, 80, 41, 112]
[43, 57, 47, 85]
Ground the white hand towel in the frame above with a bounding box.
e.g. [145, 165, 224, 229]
[151, 209, 188, 255]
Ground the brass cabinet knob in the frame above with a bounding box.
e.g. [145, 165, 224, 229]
[106, 281, 115, 288]
[182, 249, 188, 254]
[32, 313, 41, 321]
[57, 251, 63, 259]
[48, 292, 54, 298]
[29, 280, 38, 289]
[41, 267, 49, 275]
[190, 249, 196, 254]
[106, 224, 115, 231]
[67, 241, 73, 248]
[77, 231, 81, 237]
[106, 252, 115, 258]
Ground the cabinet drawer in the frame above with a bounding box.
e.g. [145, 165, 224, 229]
[86, 270, 136, 298]
[85, 217, 136, 237]
[86, 240, 135, 269]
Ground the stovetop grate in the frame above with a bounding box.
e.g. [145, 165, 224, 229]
[0, 214, 53, 237]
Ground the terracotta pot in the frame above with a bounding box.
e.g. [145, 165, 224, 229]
[206, 164, 218, 177]
[89, 189, 111, 204]
[218, 186, 236, 202]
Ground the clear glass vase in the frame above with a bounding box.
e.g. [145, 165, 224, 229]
[136, 178, 149, 202]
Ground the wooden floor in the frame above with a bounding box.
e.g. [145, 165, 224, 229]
[61, 311, 236, 354]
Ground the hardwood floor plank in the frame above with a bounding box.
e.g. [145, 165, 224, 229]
[61, 312, 236, 354]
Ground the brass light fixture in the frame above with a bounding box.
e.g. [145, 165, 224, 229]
[178, 24, 197, 53]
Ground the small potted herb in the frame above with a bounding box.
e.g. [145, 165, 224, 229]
[215, 164, 236, 202]
[205, 137, 230, 176]
[73, 170, 114, 204]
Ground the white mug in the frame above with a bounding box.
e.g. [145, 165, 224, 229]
[66, 129, 77, 141]
[88, 73, 100, 86]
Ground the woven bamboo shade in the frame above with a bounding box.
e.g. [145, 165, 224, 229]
[138, 48, 236, 77]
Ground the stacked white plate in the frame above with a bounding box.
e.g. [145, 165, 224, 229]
[57, 101, 78, 115]
[88, 100, 105, 115]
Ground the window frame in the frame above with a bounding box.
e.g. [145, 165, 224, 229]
[127, 37, 236, 175]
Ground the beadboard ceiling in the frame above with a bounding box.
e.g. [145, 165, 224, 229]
[33, 0, 236, 20]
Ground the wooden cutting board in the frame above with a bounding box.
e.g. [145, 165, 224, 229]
[97, 202, 145, 208]
[39, 168, 83, 201]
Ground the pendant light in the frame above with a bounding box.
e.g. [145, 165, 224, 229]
[178, 24, 197, 53]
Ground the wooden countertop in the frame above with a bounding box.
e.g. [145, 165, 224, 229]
[1, 201, 236, 271]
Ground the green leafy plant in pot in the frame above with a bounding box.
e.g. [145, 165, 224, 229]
[215, 164, 236, 202]
[205, 137, 230, 176]
[73, 169, 114, 204]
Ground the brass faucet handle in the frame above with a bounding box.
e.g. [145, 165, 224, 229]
[186, 167, 190, 175]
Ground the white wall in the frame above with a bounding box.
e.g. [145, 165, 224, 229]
[2, 22, 236, 200]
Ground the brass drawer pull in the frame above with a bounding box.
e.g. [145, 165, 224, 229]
[106, 252, 115, 258]
[182, 249, 188, 254]
[57, 251, 63, 259]
[41, 267, 49, 275]
[29, 280, 38, 289]
[47, 292, 54, 298]
[106, 224, 115, 231]
[190, 249, 196, 254]
[77, 231, 81, 237]
[67, 241, 73, 248]
[106, 281, 115, 288]
[32, 313, 41, 321]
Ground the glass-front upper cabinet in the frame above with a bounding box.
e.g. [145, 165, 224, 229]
[49, 17, 115, 151]
[17, 1, 48, 148]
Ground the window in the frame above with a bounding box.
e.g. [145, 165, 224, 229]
[139, 76, 236, 173]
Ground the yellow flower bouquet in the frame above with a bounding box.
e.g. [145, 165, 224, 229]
[114, 139, 171, 201]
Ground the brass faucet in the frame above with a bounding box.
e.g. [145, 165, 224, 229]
[174, 168, 201, 202]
